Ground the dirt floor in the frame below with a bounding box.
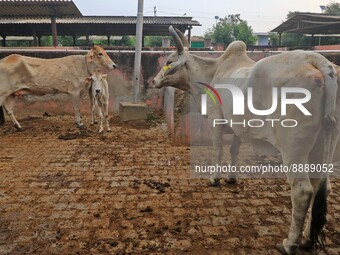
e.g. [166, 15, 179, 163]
[0, 114, 339, 255]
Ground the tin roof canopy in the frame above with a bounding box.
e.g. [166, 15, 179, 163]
[0, 0, 82, 18]
[271, 12, 340, 34]
[0, 1, 201, 47]
[0, 16, 201, 37]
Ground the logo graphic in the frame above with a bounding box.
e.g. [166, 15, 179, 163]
[196, 82, 223, 115]
[197, 83, 312, 128]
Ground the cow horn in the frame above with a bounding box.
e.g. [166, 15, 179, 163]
[174, 27, 190, 49]
[169, 26, 184, 54]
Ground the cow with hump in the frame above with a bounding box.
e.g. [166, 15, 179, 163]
[0, 45, 116, 129]
[152, 26, 340, 255]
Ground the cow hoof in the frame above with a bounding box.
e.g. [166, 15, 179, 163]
[276, 244, 290, 255]
[207, 179, 220, 187]
[224, 177, 237, 185]
[276, 243, 298, 255]
[14, 124, 22, 131]
[300, 239, 312, 251]
[78, 124, 86, 130]
[91, 121, 98, 125]
[107, 129, 112, 132]
[99, 130, 104, 134]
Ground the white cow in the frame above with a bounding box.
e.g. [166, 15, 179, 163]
[152, 26, 340, 255]
[85, 69, 111, 133]
[0, 45, 116, 129]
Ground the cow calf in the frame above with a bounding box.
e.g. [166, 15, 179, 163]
[85, 70, 111, 133]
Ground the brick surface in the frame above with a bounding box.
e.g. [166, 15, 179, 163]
[0, 115, 339, 255]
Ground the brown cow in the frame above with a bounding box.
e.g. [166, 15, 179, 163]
[0, 45, 116, 129]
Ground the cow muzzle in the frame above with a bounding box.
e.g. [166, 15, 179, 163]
[109, 63, 117, 70]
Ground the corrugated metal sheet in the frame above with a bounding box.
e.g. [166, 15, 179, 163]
[272, 12, 340, 33]
[0, 0, 82, 18]
[0, 16, 200, 26]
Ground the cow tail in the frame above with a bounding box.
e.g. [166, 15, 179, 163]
[0, 106, 4, 126]
[309, 55, 338, 253]
[313, 55, 337, 163]
[310, 179, 328, 253]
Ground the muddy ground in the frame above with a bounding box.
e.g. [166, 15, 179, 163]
[0, 114, 339, 255]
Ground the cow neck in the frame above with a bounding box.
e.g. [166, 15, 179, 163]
[84, 55, 92, 75]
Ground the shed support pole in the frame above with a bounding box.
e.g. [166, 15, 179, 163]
[86, 35, 90, 46]
[50, 16, 58, 47]
[32, 28, 37, 46]
[2, 36, 6, 47]
[72, 35, 76, 46]
[107, 35, 111, 46]
[278, 33, 282, 47]
[187, 26, 192, 47]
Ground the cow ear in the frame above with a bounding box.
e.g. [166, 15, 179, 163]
[87, 48, 95, 62]
[84, 77, 93, 84]
[102, 74, 108, 80]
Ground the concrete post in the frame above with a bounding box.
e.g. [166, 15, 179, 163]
[133, 0, 144, 103]
[204, 38, 211, 48]
[162, 37, 171, 48]
[187, 26, 192, 47]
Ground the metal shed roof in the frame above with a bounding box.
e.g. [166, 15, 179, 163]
[0, 0, 82, 18]
[0, 16, 201, 37]
[0, 16, 200, 25]
[271, 12, 340, 34]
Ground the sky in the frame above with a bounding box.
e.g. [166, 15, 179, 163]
[73, 0, 335, 36]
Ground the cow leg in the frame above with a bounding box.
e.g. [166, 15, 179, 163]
[72, 96, 84, 128]
[277, 162, 313, 255]
[208, 124, 224, 186]
[97, 106, 104, 133]
[104, 101, 111, 132]
[3, 95, 22, 130]
[300, 178, 330, 251]
[91, 99, 96, 125]
[224, 135, 241, 185]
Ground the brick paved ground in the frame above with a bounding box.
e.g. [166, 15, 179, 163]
[0, 115, 339, 255]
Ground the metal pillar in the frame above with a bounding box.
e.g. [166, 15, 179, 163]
[50, 16, 58, 47]
[133, 0, 144, 103]
[107, 35, 111, 46]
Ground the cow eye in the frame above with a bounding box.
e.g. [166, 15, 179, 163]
[166, 60, 172, 65]
[98, 52, 103, 56]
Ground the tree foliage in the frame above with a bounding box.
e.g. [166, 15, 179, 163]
[205, 14, 256, 48]
[324, 2, 340, 15]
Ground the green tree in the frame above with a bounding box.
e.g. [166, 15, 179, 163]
[205, 14, 256, 48]
[144, 36, 165, 47]
[324, 2, 340, 15]
[114, 36, 135, 46]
